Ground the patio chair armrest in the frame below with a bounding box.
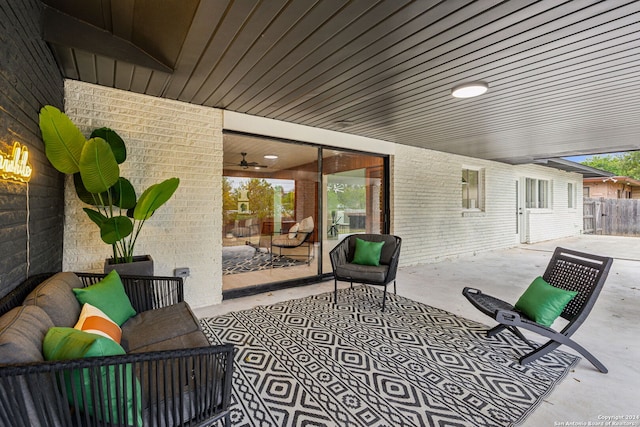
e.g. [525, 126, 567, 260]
[329, 237, 351, 269]
[462, 287, 481, 296]
[494, 309, 522, 324]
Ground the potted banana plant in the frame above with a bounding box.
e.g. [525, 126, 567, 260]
[38, 105, 179, 275]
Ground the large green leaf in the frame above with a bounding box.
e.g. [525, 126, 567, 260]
[99, 216, 134, 244]
[112, 177, 137, 209]
[79, 137, 120, 194]
[38, 105, 85, 174]
[83, 208, 107, 227]
[133, 177, 180, 220]
[90, 127, 127, 164]
[75, 174, 113, 206]
[75, 175, 136, 209]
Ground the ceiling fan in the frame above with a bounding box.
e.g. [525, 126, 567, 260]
[227, 152, 268, 169]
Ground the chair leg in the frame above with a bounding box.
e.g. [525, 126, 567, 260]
[487, 324, 507, 338]
[507, 326, 537, 349]
[521, 338, 608, 373]
[334, 279, 338, 304]
[488, 324, 536, 349]
[393, 280, 396, 294]
[381, 285, 387, 312]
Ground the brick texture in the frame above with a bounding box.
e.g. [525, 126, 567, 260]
[393, 145, 582, 267]
[61, 84, 583, 307]
[0, 0, 65, 298]
[64, 81, 223, 307]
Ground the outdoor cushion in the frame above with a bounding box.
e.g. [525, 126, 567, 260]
[272, 233, 304, 246]
[121, 301, 201, 353]
[288, 223, 299, 238]
[0, 305, 53, 364]
[43, 327, 142, 427]
[298, 216, 314, 232]
[335, 263, 389, 284]
[73, 270, 136, 326]
[23, 272, 83, 327]
[352, 238, 384, 266]
[74, 303, 122, 344]
[514, 276, 578, 326]
[128, 330, 210, 354]
[43, 327, 125, 360]
[346, 234, 397, 265]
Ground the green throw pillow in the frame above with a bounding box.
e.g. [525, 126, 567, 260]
[73, 270, 136, 326]
[352, 238, 385, 266]
[514, 276, 578, 327]
[43, 327, 142, 427]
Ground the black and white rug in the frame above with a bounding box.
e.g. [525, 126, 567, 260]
[222, 245, 306, 275]
[201, 286, 578, 427]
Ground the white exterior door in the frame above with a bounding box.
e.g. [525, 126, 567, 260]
[516, 179, 528, 243]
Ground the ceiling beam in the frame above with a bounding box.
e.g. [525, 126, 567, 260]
[42, 4, 173, 74]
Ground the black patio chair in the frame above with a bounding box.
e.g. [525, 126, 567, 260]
[330, 234, 401, 311]
[462, 247, 613, 373]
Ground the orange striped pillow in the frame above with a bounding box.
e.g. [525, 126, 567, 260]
[74, 303, 122, 344]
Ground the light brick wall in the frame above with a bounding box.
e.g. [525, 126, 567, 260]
[393, 145, 583, 267]
[60, 86, 583, 305]
[64, 81, 223, 307]
[517, 165, 583, 242]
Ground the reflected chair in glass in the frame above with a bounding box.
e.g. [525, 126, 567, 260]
[270, 216, 315, 265]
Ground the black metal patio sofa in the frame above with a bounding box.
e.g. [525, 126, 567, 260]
[0, 272, 234, 426]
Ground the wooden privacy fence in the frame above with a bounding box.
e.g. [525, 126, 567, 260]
[584, 198, 640, 236]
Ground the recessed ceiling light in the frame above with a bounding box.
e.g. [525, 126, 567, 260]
[451, 81, 489, 98]
[264, 154, 278, 159]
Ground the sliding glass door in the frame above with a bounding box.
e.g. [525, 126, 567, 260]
[322, 149, 387, 274]
[222, 132, 388, 295]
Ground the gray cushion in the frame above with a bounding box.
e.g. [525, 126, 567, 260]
[121, 302, 201, 352]
[129, 330, 209, 354]
[23, 272, 83, 327]
[0, 305, 53, 364]
[335, 263, 389, 284]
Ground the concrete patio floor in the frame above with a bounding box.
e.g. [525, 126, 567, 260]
[195, 234, 640, 426]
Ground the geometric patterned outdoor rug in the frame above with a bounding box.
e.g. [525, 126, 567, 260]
[201, 286, 578, 427]
[222, 247, 307, 275]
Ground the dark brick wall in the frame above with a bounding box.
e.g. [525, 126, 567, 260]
[0, 0, 65, 297]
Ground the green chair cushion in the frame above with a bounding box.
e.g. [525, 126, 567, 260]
[351, 238, 385, 266]
[73, 270, 136, 326]
[43, 327, 142, 426]
[514, 276, 578, 326]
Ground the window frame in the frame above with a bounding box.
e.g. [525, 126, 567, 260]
[525, 177, 552, 209]
[462, 167, 485, 212]
[567, 182, 576, 209]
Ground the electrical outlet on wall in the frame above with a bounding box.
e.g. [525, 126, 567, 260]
[174, 267, 190, 278]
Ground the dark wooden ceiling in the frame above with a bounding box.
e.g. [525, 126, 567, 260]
[41, 0, 640, 164]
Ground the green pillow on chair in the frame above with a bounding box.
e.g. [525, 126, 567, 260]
[352, 238, 385, 266]
[73, 270, 136, 326]
[514, 276, 578, 327]
[43, 327, 142, 427]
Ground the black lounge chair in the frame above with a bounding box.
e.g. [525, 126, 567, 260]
[462, 247, 613, 373]
[330, 234, 401, 311]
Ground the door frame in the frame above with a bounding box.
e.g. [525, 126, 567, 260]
[516, 178, 528, 243]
